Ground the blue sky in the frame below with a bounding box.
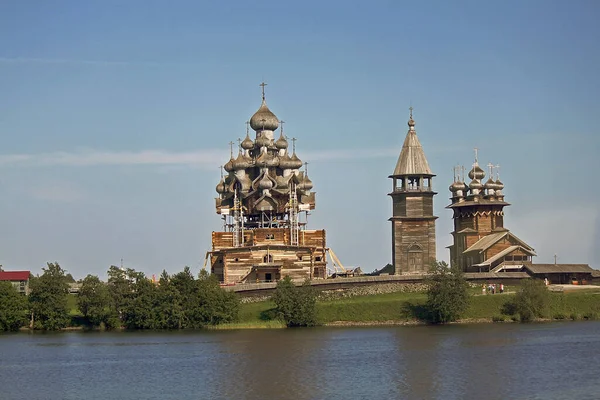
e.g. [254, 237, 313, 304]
[1, 0, 598, 278]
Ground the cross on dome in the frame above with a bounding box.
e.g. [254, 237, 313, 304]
[260, 82, 267, 100]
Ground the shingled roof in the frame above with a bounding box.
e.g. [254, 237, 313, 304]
[525, 264, 595, 274]
[391, 123, 433, 177]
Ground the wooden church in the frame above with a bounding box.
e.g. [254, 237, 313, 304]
[447, 150, 536, 272]
[209, 84, 327, 284]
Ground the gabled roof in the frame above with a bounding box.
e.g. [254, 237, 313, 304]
[463, 232, 507, 253]
[474, 245, 535, 267]
[391, 130, 433, 176]
[0, 271, 30, 281]
[463, 231, 535, 254]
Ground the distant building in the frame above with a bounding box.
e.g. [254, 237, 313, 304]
[0, 270, 31, 294]
[388, 108, 437, 274]
[446, 150, 596, 283]
[209, 84, 327, 284]
[447, 150, 536, 272]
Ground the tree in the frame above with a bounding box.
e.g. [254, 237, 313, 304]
[107, 265, 133, 324]
[156, 270, 184, 329]
[0, 282, 28, 331]
[272, 276, 318, 327]
[65, 273, 76, 283]
[77, 275, 115, 329]
[425, 261, 470, 324]
[170, 266, 197, 328]
[509, 279, 550, 322]
[28, 262, 70, 330]
[121, 271, 159, 330]
[193, 269, 239, 326]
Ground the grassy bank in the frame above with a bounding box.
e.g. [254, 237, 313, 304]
[64, 287, 600, 330]
[231, 287, 600, 327]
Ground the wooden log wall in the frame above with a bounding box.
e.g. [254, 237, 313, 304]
[393, 220, 436, 275]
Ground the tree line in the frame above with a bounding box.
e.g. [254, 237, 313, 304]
[0, 263, 240, 331]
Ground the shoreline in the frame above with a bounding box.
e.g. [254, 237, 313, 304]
[10, 316, 598, 333]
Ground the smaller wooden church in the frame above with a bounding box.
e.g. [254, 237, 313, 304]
[447, 150, 536, 273]
[447, 150, 596, 283]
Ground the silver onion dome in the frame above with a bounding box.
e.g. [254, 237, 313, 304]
[484, 178, 496, 191]
[289, 152, 303, 169]
[258, 173, 274, 190]
[223, 157, 234, 173]
[278, 153, 296, 169]
[241, 133, 254, 150]
[469, 178, 483, 190]
[468, 165, 485, 180]
[232, 152, 253, 170]
[216, 178, 227, 194]
[250, 99, 279, 131]
[449, 181, 464, 193]
[275, 132, 288, 149]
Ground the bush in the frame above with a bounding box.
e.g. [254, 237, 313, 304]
[425, 261, 470, 324]
[508, 279, 550, 322]
[272, 276, 317, 327]
[492, 315, 505, 322]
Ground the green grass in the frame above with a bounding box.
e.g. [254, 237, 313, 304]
[235, 288, 600, 325]
[67, 294, 80, 316]
[65, 286, 600, 328]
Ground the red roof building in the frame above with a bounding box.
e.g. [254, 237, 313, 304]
[0, 270, 31, 294]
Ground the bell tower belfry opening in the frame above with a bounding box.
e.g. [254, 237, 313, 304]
[388, 108, 437, 274]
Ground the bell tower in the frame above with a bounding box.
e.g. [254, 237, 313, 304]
[388, 108, 437, 274]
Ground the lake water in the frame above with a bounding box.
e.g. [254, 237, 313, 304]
[1, 322, 599, 400]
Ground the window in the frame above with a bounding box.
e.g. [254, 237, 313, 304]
[315, 256, 322, 262]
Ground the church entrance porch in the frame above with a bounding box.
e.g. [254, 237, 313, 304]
[255, 265, 281, 283]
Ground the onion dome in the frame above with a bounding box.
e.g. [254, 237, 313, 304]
[255, 134, 271, 148]
[232, 152, 253, 170]
[484, 178, 496, 191]
[258, 173, 274, 190]
[449, 181, 463, 193]
[495, 179, 504, 191]
[468, 165, 485, 180]
[289, 152, 303, 169]
[241, 133, 254, 150]
[302, 174, 313, 191]
[216, 178, 227, 194]
[250, 99, 279, 131]
[278, 153, 295, 169]
[223, 157, 234, 173]
[275, 132, 288, 149]
[469, 179, 483, 191]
